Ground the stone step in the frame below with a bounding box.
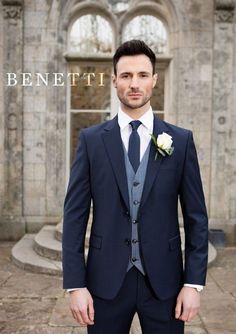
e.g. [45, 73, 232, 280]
[34, 225, 90, 261]
[55, 222, 63, 242]
[208, 241, 217, 267]
[34, 225, 62, 261]
[12, 233, 89, 276]
[12, 234, 62, 276]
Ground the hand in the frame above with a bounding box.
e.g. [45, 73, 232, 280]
[69, 288, 95, 325]
[175, 286, 200, 322]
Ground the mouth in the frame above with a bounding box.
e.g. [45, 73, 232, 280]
[128, 93, 142, 98]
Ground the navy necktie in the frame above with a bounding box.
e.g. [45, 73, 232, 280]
[128, 120, 142, 173]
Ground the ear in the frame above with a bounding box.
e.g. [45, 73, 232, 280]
[152, 73, 158, 88]
[112, 74, 117, 88]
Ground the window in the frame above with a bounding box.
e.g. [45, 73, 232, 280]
[122, 15, 167, 54]
[68, 62, 112, 164]
[69, 14, 113, 55]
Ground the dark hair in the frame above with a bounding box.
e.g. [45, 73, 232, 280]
[113, 39, 156, 75]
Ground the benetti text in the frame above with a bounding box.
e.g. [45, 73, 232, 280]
[5, 72, 105, 87]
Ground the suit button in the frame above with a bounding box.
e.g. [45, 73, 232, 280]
[132, 239, 138, 243]
[132, 257, 137, 262]
[125, 238, 130, 245]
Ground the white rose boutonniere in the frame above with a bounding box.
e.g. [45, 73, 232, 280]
[150, 132, 174, 160]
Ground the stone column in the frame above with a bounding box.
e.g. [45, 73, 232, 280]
[0, 0, 25, 240]
[210, 0, 235, 243]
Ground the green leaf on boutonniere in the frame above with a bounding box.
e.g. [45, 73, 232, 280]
[150, 134, 157, 146]
[157, 148, 166, 156]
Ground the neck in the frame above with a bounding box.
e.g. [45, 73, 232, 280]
[121, 103, 150, 120]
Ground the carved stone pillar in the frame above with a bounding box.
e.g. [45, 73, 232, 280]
[210, 0, 235, 242]
[0, 0, 25, 240]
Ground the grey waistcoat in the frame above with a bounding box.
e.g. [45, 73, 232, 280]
[123, 142, 151, 275]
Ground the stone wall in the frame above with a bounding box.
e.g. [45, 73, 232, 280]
[0, 0, 235, 243]
[210, 0, 236, 243]
[169, 0, 214, 217]
[0, 2, 3, 224]
[23, 0, 66, 233]
[0, 0, 25, 239]
[232, 0, 236, 234]
[170, 0, 236, 244]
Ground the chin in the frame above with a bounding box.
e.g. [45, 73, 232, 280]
[127, 100, 144, 107]
[129, 104, 145, 110]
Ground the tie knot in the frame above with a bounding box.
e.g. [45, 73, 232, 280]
[130, 120, 142, 131]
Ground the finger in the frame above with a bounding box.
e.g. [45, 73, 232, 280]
[175, 299, 182, 319]
[81, 308, 93, 325]
[187, 308, 199, 322]
[88, 300, 95, 322]
[77, 311, 86, 325]
[186, 310, 194, 322]
[71, 309, 85, 325]
[76, 311, 85, 325]
[179, 307, 190, 322]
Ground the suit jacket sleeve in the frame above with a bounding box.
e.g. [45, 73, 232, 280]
[179, 131, 208, 285]
[62, 129, 91, 289]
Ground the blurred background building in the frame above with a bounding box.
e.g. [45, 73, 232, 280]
[0, 0, 236, 254]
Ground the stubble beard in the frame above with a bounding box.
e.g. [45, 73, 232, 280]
[118, 92, 152, 111]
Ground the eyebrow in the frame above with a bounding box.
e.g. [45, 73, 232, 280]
[119, 71, 151, 75]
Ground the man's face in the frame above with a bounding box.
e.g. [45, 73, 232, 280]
[112, 54, 157, 111]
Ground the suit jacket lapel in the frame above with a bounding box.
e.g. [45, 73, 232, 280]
[101, 115, 130, 211]
[139, 115, 170, 211]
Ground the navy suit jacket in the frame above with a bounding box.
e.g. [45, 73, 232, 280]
[62, 114, 208, 300]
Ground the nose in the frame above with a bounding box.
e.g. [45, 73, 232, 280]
[130, 76, 139, 89]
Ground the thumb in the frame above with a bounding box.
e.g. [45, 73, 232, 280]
[175, 298, 182, 319]
[88, 299, 95, 322]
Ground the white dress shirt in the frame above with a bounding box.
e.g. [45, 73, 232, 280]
[118, 106, 153, 161]
[67, 107, 203, 292]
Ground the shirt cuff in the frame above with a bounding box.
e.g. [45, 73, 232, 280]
[184, 284, 204, 291]
[67, 288, 85, 292]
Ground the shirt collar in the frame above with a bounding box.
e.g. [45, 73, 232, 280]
[118, 106, 154, 131]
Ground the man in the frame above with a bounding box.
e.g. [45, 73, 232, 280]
[62, 40, 208, 334]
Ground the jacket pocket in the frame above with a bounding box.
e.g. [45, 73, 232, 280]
[89, 234, 102, 249]
[169, 234, 181, 251]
